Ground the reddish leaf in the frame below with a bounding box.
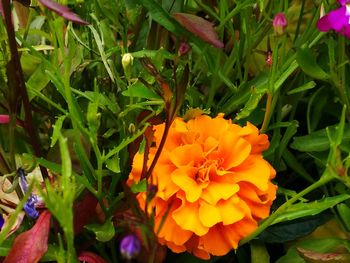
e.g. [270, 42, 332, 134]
[297, 247, 350, 262]
[4, 211, 51, 263]
[78, 251, 107, 263]
[73, 192, 98, 234]
[173, 13, 224, 48]
[38, 0, 88, 25]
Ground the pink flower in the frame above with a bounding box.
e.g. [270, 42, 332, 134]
[273, 13, 288, 35]
[317, 0, 350, 39]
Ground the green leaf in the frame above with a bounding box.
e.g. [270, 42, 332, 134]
[290, 124, 350, 152]
[122, 81, 162, 99]
[271, 195, 350, 225]
[26, 63, 51, 101]
[287, 81, 317, 95]
[296, 47, 329, 80]
[85, 218, 115, 242]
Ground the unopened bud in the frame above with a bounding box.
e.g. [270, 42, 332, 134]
[120, 234, 141, 260]
[273, 13, 288, 35]
[122, 53, 134, 79]
[178, 42, 190, 56]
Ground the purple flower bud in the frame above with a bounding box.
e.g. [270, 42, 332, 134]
[119, 234, 141, 260]
[273, 13, 288, 35]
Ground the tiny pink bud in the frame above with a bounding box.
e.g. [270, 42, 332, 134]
[178, 42, 190, 56]
[273, 13, 288, 35]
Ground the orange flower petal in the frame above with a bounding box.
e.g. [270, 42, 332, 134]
[154, 164, 179, 200]
[198, 202, 222, 227]
[169, 144, 203, 167]
[201, 181, 239, 205]
[172, 194, 209, 236]
[239, 122, 270, 154]
[198, 197, 249, 227]
[233, 156, 270, 191]
[198, 225, 232, 256]
[219, 131, 252, 169]
[184, 236, 211, 260]
[187, 114, 230, 141]
[156, 201, 193, 245]
[171, 167, 204, 202]
[159, 238, 187, 253]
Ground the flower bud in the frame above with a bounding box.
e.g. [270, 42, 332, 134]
[119, 234, 141, 260]
[273, 13, 288, 35]
[178, 41, 190, 56]
[122, 53, 134, 79]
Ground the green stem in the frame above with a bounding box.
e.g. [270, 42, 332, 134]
[260, 92, 273, 133]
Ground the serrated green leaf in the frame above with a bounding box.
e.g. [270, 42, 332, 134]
[271, 195, 350, 225]
[105, 155, 121, 173]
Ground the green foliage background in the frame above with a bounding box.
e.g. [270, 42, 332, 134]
[1, 0, 350, 262]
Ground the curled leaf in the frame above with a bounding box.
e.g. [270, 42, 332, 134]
[4, 211, 51, 263]
[38, 0, 88, 25]
[173, 13, 224, 48]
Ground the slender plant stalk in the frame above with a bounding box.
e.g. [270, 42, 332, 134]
[1, 0, 48, 178]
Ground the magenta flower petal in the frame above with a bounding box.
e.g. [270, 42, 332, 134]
[317, 5, 350, 39]
[327, 6, 348, 31]
[338, 0, 350, 6]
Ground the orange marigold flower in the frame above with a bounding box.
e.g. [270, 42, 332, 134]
[128, 113, 277, 259]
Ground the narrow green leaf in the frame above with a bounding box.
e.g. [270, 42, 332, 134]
[287, 81, 317, 95]
[88, 25, 116, 83]
[291, 124, 350, 152]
